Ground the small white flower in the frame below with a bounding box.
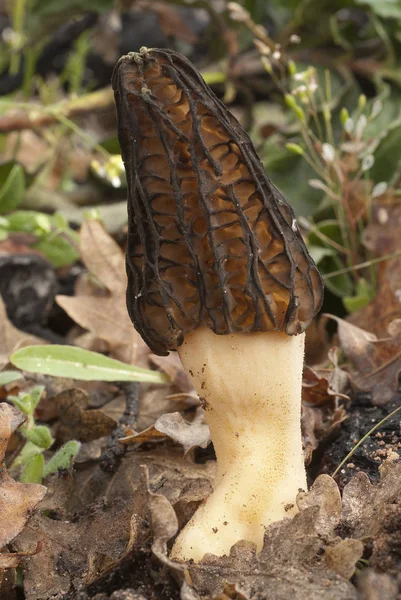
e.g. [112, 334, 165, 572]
[227, 2, 249, 21]
[294, 72, 306, 81]
[254, 39, 271, 55]
[361, 154, 374, 172]
[308, 179, 327, 190]
[371, 99, 383, 119]
[372, 181, 388, 198]
[377, 208, 389, 224]
[356, 115, 367, 139]
[308, 82, 318, 93]
[344, 118, 354, 134]
[322, 143, 335, 163]
[290, 34, 301, 44]
[111, 176, 122, 188]
[272, 51, 281, 60]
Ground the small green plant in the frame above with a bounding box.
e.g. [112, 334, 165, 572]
[6, 385, 81, 483]
[0, 161, 79, 267]
[231, 13, 401, 312]
[5, 346, 169, 483]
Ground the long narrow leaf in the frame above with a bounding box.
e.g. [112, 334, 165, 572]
[10, 345, 169, 384]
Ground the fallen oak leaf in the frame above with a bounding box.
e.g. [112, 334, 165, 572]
[0, 403, 47, 549]
[324, 314, 401, 406]
[54, 388, 117, 443]
[303, 347, 350, 407]
[120, 408, 210, 455]
[149, 352, 194, 394]
[14, 449, 212, 599]
[0, 296, 44, 369]
[79, 217, 126, 296]
[56, 220, 137, 364]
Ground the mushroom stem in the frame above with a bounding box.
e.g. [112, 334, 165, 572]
[171, 327, 306, 562]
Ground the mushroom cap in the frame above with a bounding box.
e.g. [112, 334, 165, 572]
[113, 47, 324, 356]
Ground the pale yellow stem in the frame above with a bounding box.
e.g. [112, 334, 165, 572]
[171, 327, 306, 562]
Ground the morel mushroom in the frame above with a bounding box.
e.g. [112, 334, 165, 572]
[113, 47, 323, 562]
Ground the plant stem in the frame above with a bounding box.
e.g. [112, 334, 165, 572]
[332, 405, 401, 478]
[324, 251, 401, 280]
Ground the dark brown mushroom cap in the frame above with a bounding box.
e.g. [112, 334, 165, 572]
[112, 47, 324, 356]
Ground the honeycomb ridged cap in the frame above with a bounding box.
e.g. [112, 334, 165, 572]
[113, 47, 324, 355]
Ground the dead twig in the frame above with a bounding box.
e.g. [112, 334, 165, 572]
[0, 88, 114, 133]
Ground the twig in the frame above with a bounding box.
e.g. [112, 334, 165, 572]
[0, 88, 114, 133]
[332, 405, 401, 478]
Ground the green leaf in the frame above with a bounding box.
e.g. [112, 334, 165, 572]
[320, 255, 354, 297]
[308, 245, 336, 264]
[371, 122, 401, 183]
[343, 278, 374, 312]
[8, 386, 44, 417]
[0, 371, 22, 386]
[11, 441, 45, 470]
[10, 345, 169, 384]
[0, 162, 25, 214]
[308, 220, 345, 248]
[20, 454, 44, 484]
[23, 425, 54, 449]
[44, 440, 81, 477]
[35, 235, 79, 268]
[5, 210, 79, 267]
[263, 144, 322, 217]
[355, 0, 401, 19]
[31, 0, 113, 17]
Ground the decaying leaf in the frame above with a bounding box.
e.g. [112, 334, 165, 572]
[302, 403, 347, 466]
[303, 348, 350, 406]
[139, 462, 401, 599]
[13, 449, 214, 599]
[121, 407, 210, 455]
[149, 352, 194, 395]
[54, 387, 117, 443]
[56, 220, 137, 364]
[353, 201, 401, 337]
[325, 539, 364, 580]
[0, 403, 47, 573]
[325, 314, 401, 405]
[0, 296, 44, 369]
[357, 569, 398, 600]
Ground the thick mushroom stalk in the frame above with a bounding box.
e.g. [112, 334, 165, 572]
[113, 47, 323, 564]
[171, 327, 306, 561]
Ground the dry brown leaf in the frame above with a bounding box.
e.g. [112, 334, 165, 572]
[149, 352, 194, 394]
[352, 200, 401, 337]
[303, 348, 350, 406]
[54, 388, 117, 443]
[302, 403, 347, 466]
[14, 449, 214, 599]
[357, 569, 398, 600]
[56, 220, 137, 364]
[0, 296, 44, 368]
[79, 218, 126, 295]
[146, 466, 401, 599]
[0, 403, 47, 575]
[325, 539, 364, 580]
[325, 314, 401, 405]
[121, 408, 210, 455]
[138, 383, 198, 431]
[142, 1, 198, 43]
